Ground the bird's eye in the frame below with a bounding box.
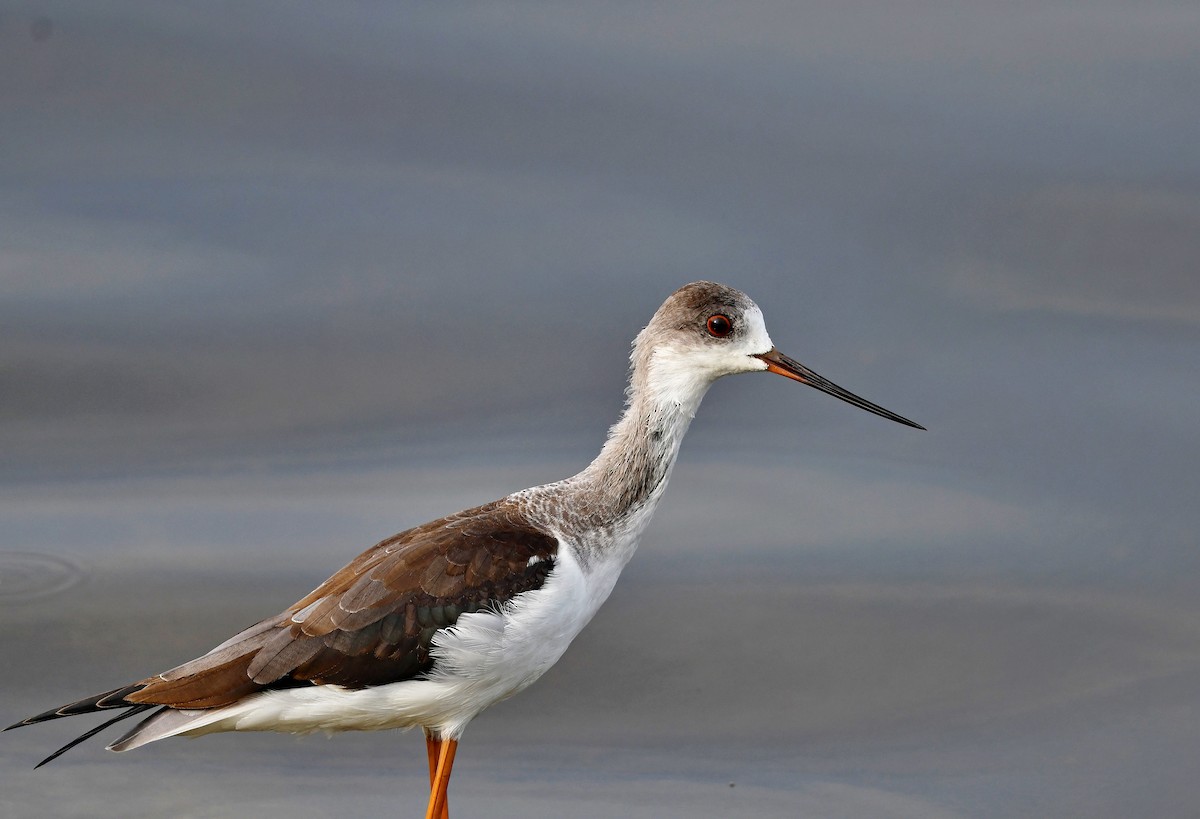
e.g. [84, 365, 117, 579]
[706, 314, 733, 338]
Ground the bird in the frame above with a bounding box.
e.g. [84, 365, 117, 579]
[7, 281, 923, 818]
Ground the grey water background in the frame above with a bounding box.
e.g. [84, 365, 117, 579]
[3, 2, 1200, 817]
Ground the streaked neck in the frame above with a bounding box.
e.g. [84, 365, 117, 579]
[575, 350, 712, 523]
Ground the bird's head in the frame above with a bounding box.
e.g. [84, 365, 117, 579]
[633, 281, 924, 429]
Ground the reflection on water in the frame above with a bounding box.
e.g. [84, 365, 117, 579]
[0, 552, 87, 604]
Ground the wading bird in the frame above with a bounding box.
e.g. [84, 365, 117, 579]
[8, 281, 922, 818]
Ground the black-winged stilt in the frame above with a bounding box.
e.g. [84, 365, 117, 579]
[8, 281, 922, 818]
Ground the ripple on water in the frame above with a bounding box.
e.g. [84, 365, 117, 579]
[0, 552, 87, 603]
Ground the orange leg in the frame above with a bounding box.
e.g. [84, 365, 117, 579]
[423, 731, 448, 819]
[424, 736, 458, 819]
[424, 730, 448, 816]
[423, 731, 452, 819]
[424, 731, 440, 786]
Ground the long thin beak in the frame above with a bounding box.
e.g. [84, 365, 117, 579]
[755, 348, 925, 430]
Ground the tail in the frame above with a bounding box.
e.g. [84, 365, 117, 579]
[5, 685, 160, 768]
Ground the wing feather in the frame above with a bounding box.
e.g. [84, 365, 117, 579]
[120, 498, 557, 710]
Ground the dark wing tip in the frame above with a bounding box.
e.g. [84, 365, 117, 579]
[8, 684, 148, 730]
[8, 706, 66, 729]
[31, 705, 156, 768]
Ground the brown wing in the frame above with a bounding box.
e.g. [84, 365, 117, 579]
[125, 498, 558, 710]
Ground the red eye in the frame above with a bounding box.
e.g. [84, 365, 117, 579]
[706, 314, 733, 338]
